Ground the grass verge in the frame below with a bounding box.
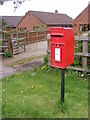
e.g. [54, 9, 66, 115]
[2, 66, 88, 118]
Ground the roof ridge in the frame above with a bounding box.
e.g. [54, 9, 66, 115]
[1, 15, 24, 17]
[28, 10, 66, 15]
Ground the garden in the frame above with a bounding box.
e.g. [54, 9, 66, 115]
[1, 32, 89, 118]
[2, 65, 88, 118]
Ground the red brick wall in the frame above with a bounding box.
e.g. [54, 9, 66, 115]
[72, 5, 89, 34]
[88, 4, 90, 24]
[17, 11, 44, 31]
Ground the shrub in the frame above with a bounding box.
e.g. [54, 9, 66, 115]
[5, 50, 13, 58]
[88, 32, 90, 38]
[44, 54, 48, 65]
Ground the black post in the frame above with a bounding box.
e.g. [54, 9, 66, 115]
[61, 69, 65, 104]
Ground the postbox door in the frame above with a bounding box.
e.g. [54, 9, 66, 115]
[51, 42, 65, 68]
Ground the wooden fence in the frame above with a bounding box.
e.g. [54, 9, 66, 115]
[48, 37, 90, 72]
[2, 30, 50, 55]
[3, 30, 50, 44]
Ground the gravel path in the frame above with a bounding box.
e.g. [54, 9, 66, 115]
[3, 41, 47, 65]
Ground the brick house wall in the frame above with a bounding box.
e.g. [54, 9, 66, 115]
[3, 27, 16, 32]
[72, 5, 90, 34]
[17, 11, 45, 31]
[88, 4, 90, 24]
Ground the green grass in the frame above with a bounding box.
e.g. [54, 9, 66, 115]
[2, 66, 88, 118]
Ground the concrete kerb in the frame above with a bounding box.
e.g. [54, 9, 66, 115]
[0, 62, 17, 79]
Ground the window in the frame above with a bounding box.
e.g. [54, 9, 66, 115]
[69, 25, 73, 28]
[84, 24, 86, 31]
[88, 24, 90, 31]
[65, 25, 68, 27]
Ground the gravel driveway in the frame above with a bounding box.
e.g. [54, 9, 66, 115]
[3, 41, 47, 65]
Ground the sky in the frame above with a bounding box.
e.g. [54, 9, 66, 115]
[0, 0, 90, 19]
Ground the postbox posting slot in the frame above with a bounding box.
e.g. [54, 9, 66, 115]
[51, 33, 64, 37]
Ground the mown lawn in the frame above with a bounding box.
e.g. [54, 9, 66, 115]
[2, 66, 88, 118]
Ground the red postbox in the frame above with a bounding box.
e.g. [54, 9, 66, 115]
[50, 27, 74, 68]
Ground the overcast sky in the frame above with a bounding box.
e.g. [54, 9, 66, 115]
[0, 0, 90, 19]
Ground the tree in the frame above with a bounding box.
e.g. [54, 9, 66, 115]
[0, 0, 30, 11]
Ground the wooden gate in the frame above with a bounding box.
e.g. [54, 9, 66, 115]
[12, 38, 26, 55]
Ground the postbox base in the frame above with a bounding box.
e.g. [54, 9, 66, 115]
[50, 64, 66, 69]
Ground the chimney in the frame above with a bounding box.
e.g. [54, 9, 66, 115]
[55, 10, 58, 14]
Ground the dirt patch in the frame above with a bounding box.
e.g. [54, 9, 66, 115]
[22, 61, 42, 68]
[13, 58, 44, 72]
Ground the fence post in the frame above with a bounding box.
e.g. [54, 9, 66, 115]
[44, 31, 46, 40]
[16, 32, 18, 39]
[82, 39, 88, 69]
[10, 34, 13, 53]
[36, 31, 38, 42]
[27, 31, 30, 44]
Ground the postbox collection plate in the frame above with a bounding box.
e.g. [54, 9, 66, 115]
[55, 48, 61, 62]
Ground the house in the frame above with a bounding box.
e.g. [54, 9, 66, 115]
[17, 10, 73, 31]
[2, 16, 23, 32]
[72, 3, 90, 34]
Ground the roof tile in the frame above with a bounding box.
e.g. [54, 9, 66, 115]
[30, 11, 73, 25]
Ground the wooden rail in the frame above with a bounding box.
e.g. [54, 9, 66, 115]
[67, 66, 90, 73]
[0, 46, 9, 55]
[75, 52, 90, 57]
[0, 39, 9, 55]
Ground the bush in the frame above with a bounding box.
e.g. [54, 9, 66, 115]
[44, 54, 48, 65]
[88, 32, 90, 38]
[5, 50, 13, 58]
